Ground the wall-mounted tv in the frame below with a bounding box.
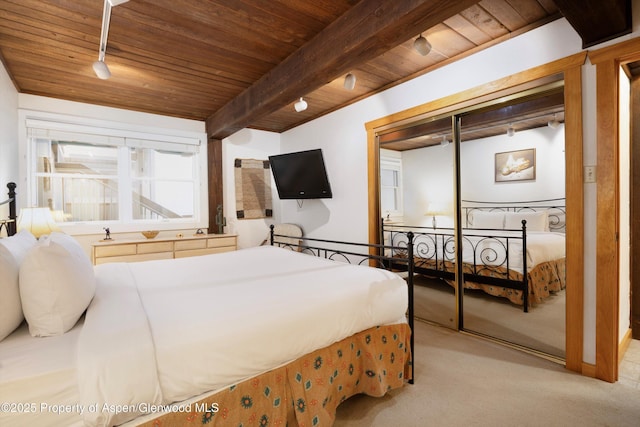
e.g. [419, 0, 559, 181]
[269, 149, 333, 199]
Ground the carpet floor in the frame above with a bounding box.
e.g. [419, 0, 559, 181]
[334, 320, 640, 427]
[413, 276, 565, 357]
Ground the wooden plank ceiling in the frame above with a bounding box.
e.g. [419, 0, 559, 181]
[0, 0, 630, 140]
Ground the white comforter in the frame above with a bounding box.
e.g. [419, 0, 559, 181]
[77, 245, 408, 427]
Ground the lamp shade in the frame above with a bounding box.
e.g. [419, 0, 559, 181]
[425, 203, 447, 216]
[17, 208, 61, 238]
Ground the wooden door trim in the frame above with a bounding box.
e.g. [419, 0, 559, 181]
[631, 76, 640, 340]
[588, 37, 640, 383]
[366, 52, 587, 374]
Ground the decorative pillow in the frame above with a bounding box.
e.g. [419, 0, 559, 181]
[471, 211, 505, 229]
[504, 211, 548, 232]
[19, 232, 96, 337]
[0, 230, 37, 341]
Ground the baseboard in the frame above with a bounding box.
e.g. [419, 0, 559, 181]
[581, 362, 596, 378]
[619, 328, 633, 363]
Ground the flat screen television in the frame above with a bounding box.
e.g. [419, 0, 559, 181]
[269, 149, 333, 199]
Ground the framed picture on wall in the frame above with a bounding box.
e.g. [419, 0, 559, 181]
[494, 148, 536, 182]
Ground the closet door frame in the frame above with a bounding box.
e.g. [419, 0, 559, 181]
[366, 52, 586, 375]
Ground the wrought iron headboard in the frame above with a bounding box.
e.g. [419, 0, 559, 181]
[0, 182, 17, 236]
[462, 197, 566, 232]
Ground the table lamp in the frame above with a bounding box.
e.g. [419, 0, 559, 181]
[17, 207, 61, 239]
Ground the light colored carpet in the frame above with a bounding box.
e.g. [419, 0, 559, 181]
[334, 320, 640, 427]
[413, 276, 565, 357]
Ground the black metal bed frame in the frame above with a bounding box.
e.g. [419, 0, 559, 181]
[461, 198, 566, 232]
[269, 224, 416, 384]
[382, 199, 566, 313]
[383, 221, 530, 312]
[0, 182, 17, 237]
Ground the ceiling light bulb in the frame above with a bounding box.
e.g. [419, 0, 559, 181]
[93, 60, 111, 79]
[507, 125, 515, 137]
[344, 73, 356, 90]
[294, 97, 308, 112]
[414, 34, 431, 56]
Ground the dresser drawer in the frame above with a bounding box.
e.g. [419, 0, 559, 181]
[137, 241, 174, 254]
[207, 236, 236, 248]
[95, 252, 173, 264]
[175, 239, 207, 251]
[175, 248, 215, 258]
[94, 244, 136, 258]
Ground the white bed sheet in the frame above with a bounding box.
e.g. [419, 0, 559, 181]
[0, 320, 84, 427]
[78, 245, 409, 427]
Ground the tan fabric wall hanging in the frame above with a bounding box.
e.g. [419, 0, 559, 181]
[234, 158, 273, 219]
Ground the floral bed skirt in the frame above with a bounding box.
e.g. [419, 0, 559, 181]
[137, 322, 412, 427]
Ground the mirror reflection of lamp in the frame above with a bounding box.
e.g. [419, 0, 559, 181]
[425, 203, 447, 229]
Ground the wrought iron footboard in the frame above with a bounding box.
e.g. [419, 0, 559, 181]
[269, 224, 416, 383]
[382, 221, 530, 312]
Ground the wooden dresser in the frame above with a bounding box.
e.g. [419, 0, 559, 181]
[91, 234, 237, 265]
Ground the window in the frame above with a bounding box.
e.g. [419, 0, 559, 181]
[380, 149, 403, 219]
[22, 113, 207, 233]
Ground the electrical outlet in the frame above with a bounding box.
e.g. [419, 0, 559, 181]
[584, 165, 596, 183]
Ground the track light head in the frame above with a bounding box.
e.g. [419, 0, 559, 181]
[547, 114, 560, 129]
[344, 73, 356, 90]
[93, 0, 128, 79]
[414, 34, 431, 56]
[507, 125, 515, 137]
[93, 60, 111, 79]
[294, 97, 308, 112]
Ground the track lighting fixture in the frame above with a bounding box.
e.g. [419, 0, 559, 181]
[413, 33, 431, 56]
[507, 124, 515, 137]
[92, 60, 111, 79]
[547, 114, 560, 129]
[93, 0, 129, 79]
[294, 97, 308, 112]
[344, 73, 356, 90]
[440, 135, 449, 146]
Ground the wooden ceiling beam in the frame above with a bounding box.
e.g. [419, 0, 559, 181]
[554, 0, 632, 48]
[205, 0, 479, 139]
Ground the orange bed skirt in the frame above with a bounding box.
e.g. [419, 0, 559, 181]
[137, 322, 412, 427]
[458, 258, 566, 306]
[412, 256, 566, 307]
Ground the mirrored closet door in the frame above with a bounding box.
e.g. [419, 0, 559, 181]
[456, 85, 567, 359]
[379, 80, 567, 359]
[379, 114, 457, 330]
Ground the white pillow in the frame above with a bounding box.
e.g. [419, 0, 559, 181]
[20, 232, 96, 337]
[0, 230, 37, 341]
[504, 211, 548, 232]
[471, 211, 505, 229]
